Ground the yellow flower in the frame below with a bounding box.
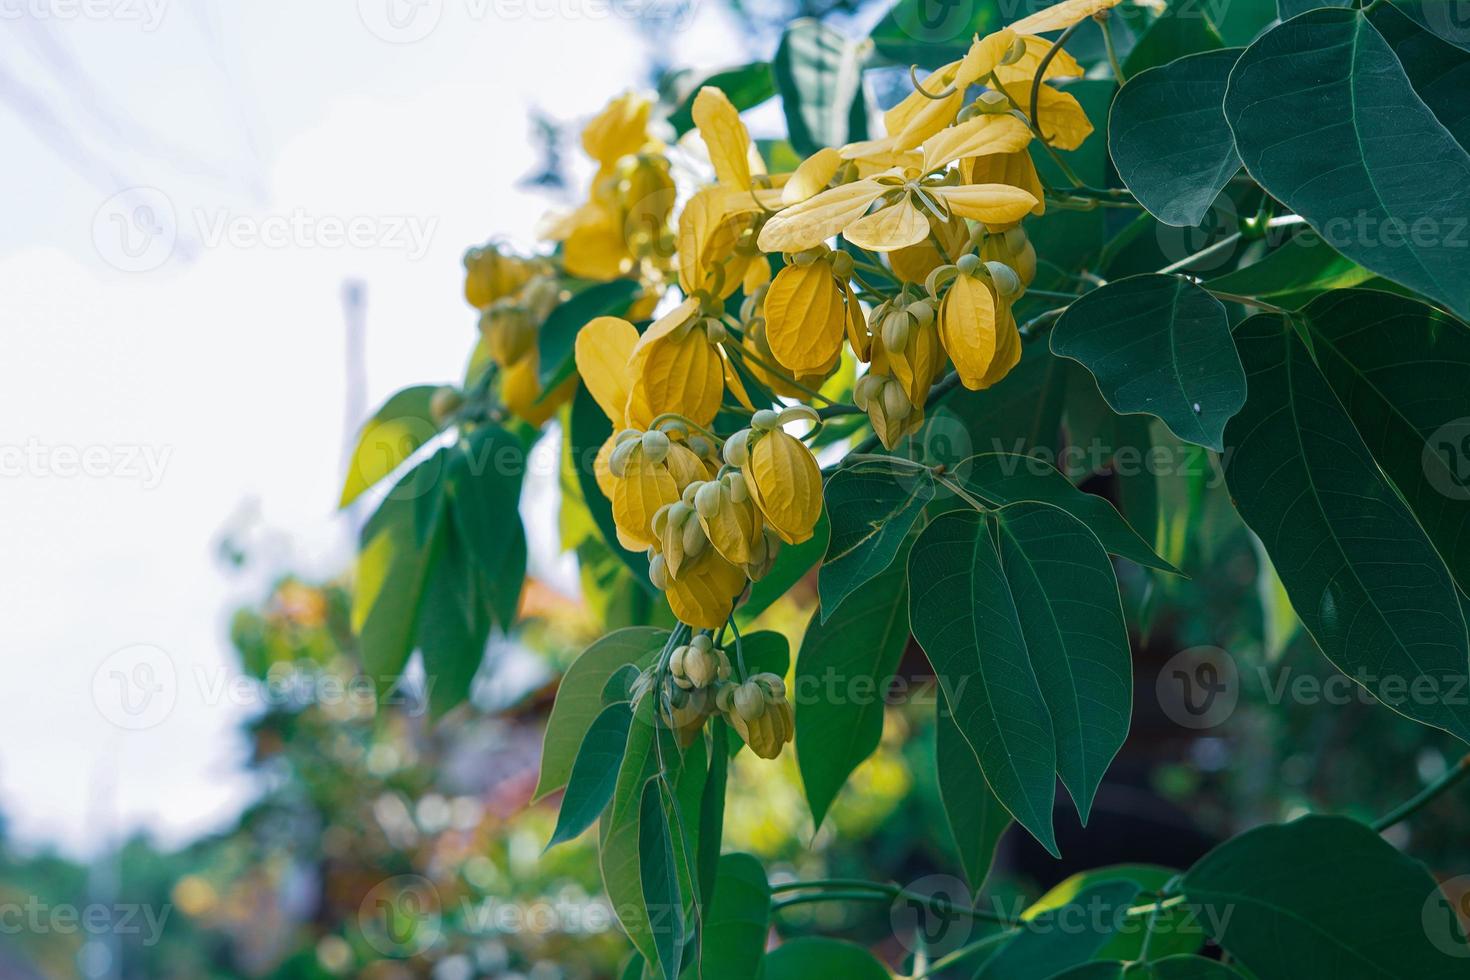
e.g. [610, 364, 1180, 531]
[889, 213, 969, 285]
[627, 298, 726, 427]
[855, 352, 924, 451]
[762, 249, 864, 375]
[938, 261, 1024, 390]
[981, 225, 1037, 288]
[582, 91, 656, 174]
[737, 423, 823, 545]
[963, 151, 1047, 221]
[874, 296, 946, 408]
[718, 674, 793, 759]
[663, 546, 748, 629]
[463, 243, 533, 309]
[1008, 0, 1122, 35]
[500, 352, 575, 427]
[691, 472, 763, 566]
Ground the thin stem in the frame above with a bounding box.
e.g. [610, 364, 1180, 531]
[1099, 13, 1126, 83]
[769, 880, 1015, 925]
[1158, 231, 1242, 274]
[817, 401, 864, 419]
[1373, 753, 1470, 832]
[1029, 22, 1085, 185]
[725, 342, 837, 406]
[1206, 289, 1289, 314]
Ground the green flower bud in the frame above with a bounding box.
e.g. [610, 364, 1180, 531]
[750, 409, 781, 431]
[649, 553, 668, 590]
[955, 253, 981, 276]
[723, 429, 752, 466]
[778, 405, 820, 427]
[977, 89, 1011, 114]
[694, 481, 723, 520]
[985, 261, 1023, 300]
[830, 250, 854, 279]
[733, 681, 766, 721]
[641, 429, 671, 463]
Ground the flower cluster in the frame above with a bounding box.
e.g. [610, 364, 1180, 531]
[452, 13, 1102, 736]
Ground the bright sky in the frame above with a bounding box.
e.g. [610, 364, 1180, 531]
[0, 0, 775, 857]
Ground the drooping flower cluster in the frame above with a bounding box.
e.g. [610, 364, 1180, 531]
[451, 11, 1103, 745]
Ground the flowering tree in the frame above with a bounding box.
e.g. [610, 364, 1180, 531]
[342, 0, 1470, 974]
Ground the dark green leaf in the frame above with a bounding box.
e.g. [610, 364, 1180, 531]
[762, 937, 890, 979]
[1296, 289, 1470, 592]
[571, 384, 653, 589]
[1205, 233, 1375, 309]
[668, 63, 775, 136]
[1181, 814, 1470, 977]
[772, 19, 868, 157]
[1029, 865, 1203, 962]
[1051, 274, 1244, 451]
[450, 425, 527, 606]
[935, 698, 1011, 890]
[639, 780, 687, 980]
[819, 463, 933, 618]
[340, 385, 440, 508]
[978, 880, 1142, 980]
[1224, 314, 1470, 743]
[958, 452, 1177, 573]
[1122, 4, 1225, 76]
[1109, 49, 1241, 227]
[1387, 0, 1470, 51]
[797, 554, 911, 830]
[1224, 8, 1470, 321]
[1148, 957, 1249, 979]
[695, 721, 729, 909]
[1279, 0, 1350, 17]
[909, 509, 1059, 855]
[534, 627, 668, 799]
[940, 343, 1071, 458]
[869, 0, 999, 68]
[417, 514, 489, 718]
[547, 701, 633, 849]
[1368, 3, 1470, 160]
[538, 279, 643, 388]
[682, 853, 770, 980]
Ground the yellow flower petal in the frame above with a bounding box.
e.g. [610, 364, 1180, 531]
[991, 35, 1084, 87]
[883, 61, 961, 135]
[955, 28, 1017, 88]
[574, 315, 639, 428]
[562, 206, 629, 280]
[763, 262, 847, 375]
[920, 113, 1033, 174]
[582, 92, 653, 167]
[1013, 83, 1094, 151]
[701, 495, 757, 565]
[1010, 0, 1122, 34]
[594, 433, 618, 500]
[782, 147, 843, 205]
[842, 197, 931, 253]
[629, 322, 725, 426]
[938, 274, 999, 390]
[665, 549, 746, 629]
[979, 309, 1022, 388]
[693, 86, 753, 189]
[501, 353, 574, 427]
[722, 347, 757, 413]
[743, 255, 771, 294]
[933, 183, 1039, 225]
[756, 179, 886, 254]
[889, 214, 968, 284]
[633, 297, 701, 355]
[844, 281, 872, 362]
[612, 451, 677, 548]
[744, 430, 822, 545]
[962, 152, 1046, 218]
[677, 187, 759, 297]
[893, 90, 967, 152]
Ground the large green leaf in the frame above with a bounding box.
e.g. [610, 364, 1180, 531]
[1028, 865, 1204, 962]
[1224, 315, 1470, 743]
[1148, 958, 1248, 979]
[978, 879, 1143, 980]
[1122, 3, 1225, 76]
[1181, 814, 1469, 977]
[682, 853, 769, 980]
[1279, 0, 1350, 16]
[638, 780, 687, 980]
[1205, 234, 1375, 309]
[1052, 275, 1244, 451]
[695, 721, 728, 909]
[935, 699, 1010, 890]
[1387, 0, 1470, 52]
[416, 513, 489, 718]
[1224, 8, 1470, 322]
[1368, 3, 1470, 148]
[818, 462, 933, 618]
[667, 62, 775, 136]
[958, 452, 1176, 573]
[340, 385, 440, 508]
[534, 627, 668, 800]
[772, 19, 868, 157]
[909, 509, 1058, 855]
[868, 0, 1001, 68]
[1109, 50, 1241, 227]
[762, 938, 890, 979]
[546, 701, 633, 849]
[1296, 289, 1470, 592]
[538, 279, 643, 389]
[450, 426, 525, 576]
[352, 453, 443, 688]
[796, 554, 911, 830]
[570, 384, 653, 589]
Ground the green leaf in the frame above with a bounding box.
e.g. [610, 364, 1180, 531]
[1122, 4, 1225, 76]
[1181, 814, 1470, 977]
[570, 383, 653, 589]
[818, 463, 933, 618]
[935, 698, 1011, 890]
[739, 510, 829, 621]
[639, 780, 687, 980]
[417, 514, 489, 718]
[772, 19, 868, 158]
[1368, 3, 1470, 148]
[534, 627, 668, 800]
[1205, 234, 1375, 309]
[682, 853, 770, 980]
[1224, 7, 1470, 322]
[1224, 314, 1470, 743]
[668, 62, 775, 136]
[538, 279, 643, 389]
[546, 701, 633, 849]
[957, 452, 1177, 574]
[869, 0, 1000, 68]
[978, 880, 1143, 980]
[1148, 957, 1248, 979]
[1109, 49, 1241, 227]
[941, 342, 1071, 458]
[1386, 0, 1470, 51]
[1215, 0, 1279, 46]
[762, 938, 890, 980]
[1029, 865, 1204, 962]
[1296, 289, 1470, 592]
[1279, 0, 1351, 17]
[340, 385, 440, 508]
[796, 553, 911, 830]
[1051, 275, 1245, 451]
[450, 426, 525, 574]
[908, 509, 1059, 855]
[695, 721, 729, 909]
[352, 454, 442, 688]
